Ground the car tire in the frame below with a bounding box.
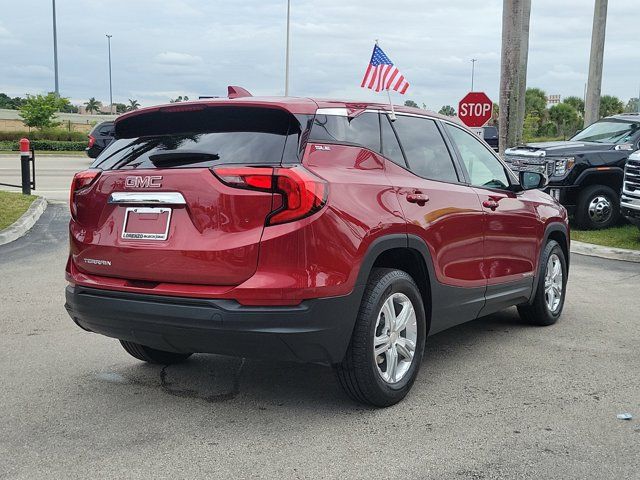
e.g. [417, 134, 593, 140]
[119, 340, 192, 364]
[335, 268, 426, 407]
[517, 240, 567, 326]
[575, 184, 619, 230]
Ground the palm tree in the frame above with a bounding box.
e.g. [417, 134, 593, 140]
[127, 98, 140, 111]
[85, 97, 102, 114]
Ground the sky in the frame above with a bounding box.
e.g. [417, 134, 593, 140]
[0, 0, 638, 110]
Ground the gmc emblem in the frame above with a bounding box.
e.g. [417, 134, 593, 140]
[125, 175, 163, 188]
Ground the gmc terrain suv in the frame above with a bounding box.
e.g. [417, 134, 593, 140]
[65, 88, 570, 407]
[504, 113, 640, 230]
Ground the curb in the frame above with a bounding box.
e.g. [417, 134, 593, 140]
[0, 196, 48, 246]
[570, 240, 640, 264]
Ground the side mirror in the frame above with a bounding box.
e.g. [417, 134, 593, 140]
[519, 171, 548, 190]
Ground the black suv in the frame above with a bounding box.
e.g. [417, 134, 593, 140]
[483, 126, 499, 152]
[504, 114, 640, 229]
[86, 121, 115, 158]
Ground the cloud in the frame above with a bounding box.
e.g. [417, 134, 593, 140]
[0, 22, 20, 46]
[5, 64, 53, 79]
[154, 52, 203, 66]
[0, 0, 638, 108]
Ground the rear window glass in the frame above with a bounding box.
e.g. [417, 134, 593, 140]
[94, 107, 307, 170]
[310, 112, 380, 152]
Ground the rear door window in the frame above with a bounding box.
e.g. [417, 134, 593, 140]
[310, 112, 380, 152]
[392, 115, 459, 183]
[381, 114, 406, 167]
[94, 107, 305, 170]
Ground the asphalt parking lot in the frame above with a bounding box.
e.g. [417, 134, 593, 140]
[0, 203, 638, 479]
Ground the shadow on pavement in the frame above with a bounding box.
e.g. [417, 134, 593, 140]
[84, 307, 534, 411]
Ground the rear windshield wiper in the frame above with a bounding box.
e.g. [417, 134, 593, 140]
[148, 150, 220, 167]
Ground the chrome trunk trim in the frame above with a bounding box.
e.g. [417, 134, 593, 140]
[108, 192, 186, 205]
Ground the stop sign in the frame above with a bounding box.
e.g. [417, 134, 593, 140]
[458, 92, 493, 128]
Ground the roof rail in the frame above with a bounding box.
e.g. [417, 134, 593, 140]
[228, 86, 253, 99]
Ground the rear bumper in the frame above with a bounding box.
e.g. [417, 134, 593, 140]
[85, 146, 102, 158]
[65, 285, 363, 364]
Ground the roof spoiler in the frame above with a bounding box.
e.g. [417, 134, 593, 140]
[228, 86, 252, 99]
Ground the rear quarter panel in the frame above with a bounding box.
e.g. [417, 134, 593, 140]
[240, 143, 406, 303]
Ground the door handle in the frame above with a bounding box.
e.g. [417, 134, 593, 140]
[482, 199, 499, 210]
[407, 191, 429, 206]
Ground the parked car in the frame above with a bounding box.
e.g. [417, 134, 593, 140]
[483, 125, 499, 151]
[621, 150, 640, 230]
[504, 113, 640, 229]
[86, 121, 115, 158]
[64, 90, 570, 407]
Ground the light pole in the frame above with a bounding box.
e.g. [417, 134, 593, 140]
[106, 34, 113, 114]
[470, 58, 477, 91]
[285, 0, 291, 96]
[52, 0, 59, 95]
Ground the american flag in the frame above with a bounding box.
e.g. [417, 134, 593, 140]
[361, 44, 409, 94]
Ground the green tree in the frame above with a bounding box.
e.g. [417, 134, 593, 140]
[169, 95, 189, 103]
[59, 102, 78, 113]
[549, 103, 580, 139]
[599, 95, 624, 118]
[563, 96, 584, 115]
[523, 114, 540, 141]
[525, 88, 547, 119]
[114, 102, 127, 114]
[538, 121, 557, 138]
[624, 97, 639, 113]
[489, 103, 499, 127]
[404, 100, 419, 108]
[0, 93, 26, 109]
[127, 98, 140, 111]
[18, 93, 69, 129]
[84, 97, 102, 114]
[438, 105, 456, 116]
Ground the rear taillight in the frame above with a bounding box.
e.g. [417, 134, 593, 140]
[70, 169, 101, 218]
[212, 166, 328, 226]
[268, 168, 327, 225]
[87, 134, 95, 148]
[213, 167, 274, 191]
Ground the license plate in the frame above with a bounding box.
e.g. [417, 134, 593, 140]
[121, 207, 171, 241]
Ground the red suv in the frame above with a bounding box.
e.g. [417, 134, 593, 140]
[65, 90, 569, 407]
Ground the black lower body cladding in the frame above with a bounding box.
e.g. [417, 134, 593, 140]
[65, 285, 363, 364]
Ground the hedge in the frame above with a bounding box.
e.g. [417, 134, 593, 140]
[0, 130, 88, 142]
[0, 140, 86, 151]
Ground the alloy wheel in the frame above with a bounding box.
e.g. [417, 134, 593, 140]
[373, 293, 418, 384]
[544, 253, 563, 313]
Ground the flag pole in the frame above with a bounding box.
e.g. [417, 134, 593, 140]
[376, 39, 397, 121]
[386, 88, 396, 121]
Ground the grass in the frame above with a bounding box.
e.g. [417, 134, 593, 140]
[572, 224, 640, 250]
[0, 191, 38, 230]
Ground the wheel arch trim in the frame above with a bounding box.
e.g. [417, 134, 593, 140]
[529, 222, 570, 304]
[573, 167, 624, 188]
